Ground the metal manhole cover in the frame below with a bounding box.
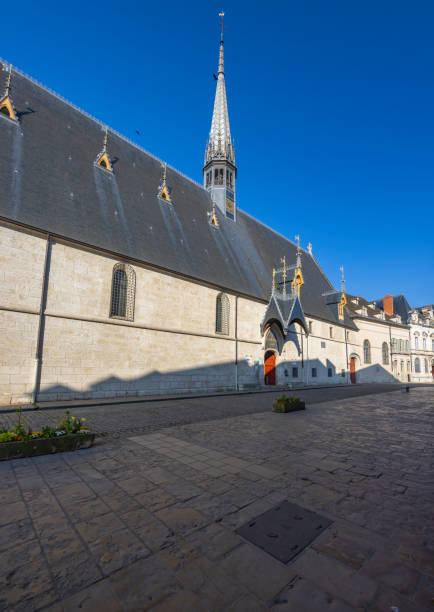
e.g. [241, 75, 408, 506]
[236, 500, 332, 563]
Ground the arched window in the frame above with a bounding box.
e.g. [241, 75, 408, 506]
[415, 336, 419, 349]
[423, 337, 427, 350]
[216, 293, 230, 335]
[414, 357, 420, 373]
[382, 342, 389, 365]
[424, 359, 428, 373]
[363, 340, 371, 364]
[109, 263, 136, 321]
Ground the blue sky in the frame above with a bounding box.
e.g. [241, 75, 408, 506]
[2, 0, 433, 306]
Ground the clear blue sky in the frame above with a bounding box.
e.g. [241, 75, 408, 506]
[2, 0, 433, 306]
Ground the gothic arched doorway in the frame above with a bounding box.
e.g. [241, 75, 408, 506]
[350, 356, 357, 384]
[264, 351, 276, 385]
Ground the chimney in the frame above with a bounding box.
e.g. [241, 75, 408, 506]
[383, 293, 394, 316]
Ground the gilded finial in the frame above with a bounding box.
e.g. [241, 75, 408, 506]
[219, 11, 225, 41]
[103, 126, 108, 151]
[295, 235, 300, 254]
[162, 162, 167, 183]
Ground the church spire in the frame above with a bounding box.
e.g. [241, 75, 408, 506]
[203, 12, 237, 220]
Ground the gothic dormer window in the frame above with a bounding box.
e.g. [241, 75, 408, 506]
[157, 162, 172, 203]
[0, 64, 17, 122]
[95, 127, 113, 172]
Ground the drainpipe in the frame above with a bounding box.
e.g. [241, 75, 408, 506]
[234, 295, 238, 390]
[32, 234, 52, 405]
[305, 329, 309, 386]
[345, 329, 349, 385]
[389, 324, 393, 381]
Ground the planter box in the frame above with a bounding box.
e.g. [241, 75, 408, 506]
[0, 433, 95, 461]
[273, 400, 305, 413]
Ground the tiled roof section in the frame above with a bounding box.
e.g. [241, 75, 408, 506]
[0, 68, 351, 327]
[346, 294, 409, 327]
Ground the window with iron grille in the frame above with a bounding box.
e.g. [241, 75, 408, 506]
[292, 367, 298, 378]
[216, 293, 230, 335]
[110, 263, 136, 321]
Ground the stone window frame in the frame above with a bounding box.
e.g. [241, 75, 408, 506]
[363, 339, 371, 364]
[215, 292, 230, 335]
[414, 357, 421, 373]
[382, 342, 389, 365]
[109, 263, 136, 322]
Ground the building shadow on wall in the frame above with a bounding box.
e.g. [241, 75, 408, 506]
[36, 357, 403, 403]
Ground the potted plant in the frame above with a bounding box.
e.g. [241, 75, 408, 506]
[272, 394, 305, 413]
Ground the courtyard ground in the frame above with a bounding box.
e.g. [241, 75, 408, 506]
[0, 385, 432, 611]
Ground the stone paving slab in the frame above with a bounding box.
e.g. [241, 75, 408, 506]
[0, 387, 432, 610]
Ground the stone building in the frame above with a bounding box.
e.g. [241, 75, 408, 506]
[376, 295, 434, 382]
[0, 26, 428, 405]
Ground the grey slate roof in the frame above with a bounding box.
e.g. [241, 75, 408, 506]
[347, 294, 409, 328]
[0, 68, 354, 328]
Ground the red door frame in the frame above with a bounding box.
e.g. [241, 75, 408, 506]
[350, 357, 357, 384]
[264, 351, 276, 385]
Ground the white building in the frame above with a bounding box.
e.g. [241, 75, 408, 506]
[0, 25, 429, 406]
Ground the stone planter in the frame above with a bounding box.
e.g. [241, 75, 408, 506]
[0, 433, 95, 461]
[273, 400, 305, 413]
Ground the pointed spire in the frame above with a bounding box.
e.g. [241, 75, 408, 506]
[205, 12, 234, 165]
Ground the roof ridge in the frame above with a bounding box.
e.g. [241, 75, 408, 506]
[0, 57, 206, 194]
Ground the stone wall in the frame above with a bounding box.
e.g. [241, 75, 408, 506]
[0, 225, 46, 404]
[0, 223, 416, 404]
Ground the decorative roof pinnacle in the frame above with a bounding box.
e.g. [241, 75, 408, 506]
[340, 265, 345, 294]
[5, 64, 12, 95]
[295, 235, 301, 268]
[307, 242, 312, 255]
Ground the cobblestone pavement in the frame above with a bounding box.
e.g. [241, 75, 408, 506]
[0, 383, 413, 438]
[0, 387, 433, 611]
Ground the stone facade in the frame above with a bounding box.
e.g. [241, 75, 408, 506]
[408, 308, 434, 383]
[0, 221, 424, 405]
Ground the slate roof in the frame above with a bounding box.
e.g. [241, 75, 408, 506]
[0, 67, 353, 328]
[346, 294, 409, 327]
[374, 294, 411, 323]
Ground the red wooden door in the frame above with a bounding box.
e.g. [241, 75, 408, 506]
[264, 351, 276, 385]
[350, 357, 356, 384]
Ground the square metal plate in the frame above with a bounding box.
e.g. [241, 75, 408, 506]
[236, 500, 332, 563]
